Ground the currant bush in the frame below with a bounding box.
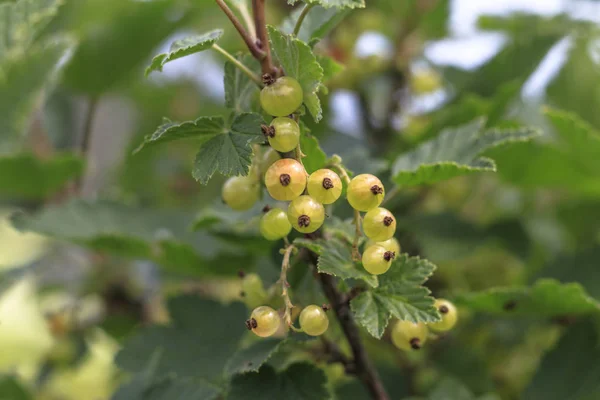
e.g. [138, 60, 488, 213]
[299, 305, 329, 336]
[246, 306, 281, 338]
[260, 75, 304, 117]
[307, 169, 342, 204]
[428, 299, 458, 332]
[264, 158, 307, 201]
[391, 320, 429, 351]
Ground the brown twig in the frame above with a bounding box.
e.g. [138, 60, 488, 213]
[252, 0, 278, 75]
[215, 0, 265, 61]
[318, 273, 390, 400]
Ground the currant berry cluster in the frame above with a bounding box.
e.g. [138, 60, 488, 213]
[391, 299, 458, 351]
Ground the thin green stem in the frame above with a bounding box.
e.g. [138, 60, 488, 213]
[212, 44, 262, 85]
[280, 244, 302, 332]
[292, 3, 316, 37]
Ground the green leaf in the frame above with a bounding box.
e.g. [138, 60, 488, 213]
[224, 338, 284, 376]
[145, 30, 223, 76]
[488, 109, 600, 195]
[524, 321, 600, 400]
[0, 0, 63, 56]
[299, 126, 327, 174]
[456, 279, 600, 317]
[116, 296, 246, 381]
[136, 113, 264, 184]
[295, 237, 378, 288]
[0, 375, 31, 400]
[10, 199, 250, 276]
[317, 55, 345, 82]
[0, 153, 83, 200]
[429, 378, 475, 400]
[228, 362, 331, 400]
[286, 0, 365, 9]
[350, 254, 439, 338]
[224, 53, 261, 113]
[391, 119, 539, 186]
[192, 113, 265, 184]
[268, 26, 324, 122]
[0, 39, 73, 142]
[282, 5, 348, 45]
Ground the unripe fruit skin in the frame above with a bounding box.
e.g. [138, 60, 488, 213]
[249, 306, 281, 337]
[241, 273, 268, 309]
[288, 195, 325, 233]
[260, 77, 304, 117]
[363, 207, 396, 241]
[429, 299, 458, 332]
[299, 305, 329, 336]
[362, 245, 393, 275]
[260, 147, 281, 176]
[391, 320, 428, 351]
[260, 208, 292, 240]
[307, 169, 343, 204]
[347, 174, 385, 211]
[365, 237, 401, 255]
[268, 118, 300, 152]
[265, 159, 307, 201]
[222, 176, 260, 211]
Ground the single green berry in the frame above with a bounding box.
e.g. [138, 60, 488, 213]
[264, 158, 307, 201]
[391, 320, 429, 351]
[307, 169, 343, 204]
[362, 245, 395, 275]
[260, 75, 303, 117]
[428, 299, 458, 332]
[260, 147, 281, 176]
[299, 304, 329, 336]
[347, 174, 385, 211]
[240, 273, 268, 309]
[260, 208, 292, 241]
[262, 118, 300, 153]
[363, 207, 396, 242]
[246, 306, 280, 338]
[287, 195, 325, 233]
[222, 176, 260, 211]
[365, 237, 401, 255]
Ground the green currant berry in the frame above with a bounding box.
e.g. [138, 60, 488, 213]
[246, 305, 280, 338]
[363, 207, 396, 242]
[260, 75, 303, 117]
[264, 159, 307, 201]
[260, 147, 281, 176]
[362, 245, 395, 275]
[428, 299, 458, 332]
[391, 320, 428, 351]
[299, 305, 329, 336]
[307, 169, 343, 204]
[262, 118, 300, 153]
[365, 237, 401, 255]
[260, 208, 292, 241]
[222, 176, 260, 211]
[241, 273, 268, 309]
[347, 174, 385, 211]
[287, 195, 325, 233]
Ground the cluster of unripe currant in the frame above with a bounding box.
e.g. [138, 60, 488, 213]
[221, 74, 458, 344]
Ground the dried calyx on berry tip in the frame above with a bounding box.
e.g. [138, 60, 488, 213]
[245, 318, 258, 330]
[383, 251, 396, 261]
[262, 205, 272, 213]
[279, 173, 291, 186]
[322, 177, 334, 189]
[322, 304, 331, 311]
[439, 305, 449, 314]
[370, 185, 384, 195]
[261, 124, 275, 138]
[240, 291, 246, 297]
[383, 216, 394, 226]
[238, 270, 246, 278]
[409, 338, 421, 350]
[298, 215, 311, 227]
[262, 73, 275, 86]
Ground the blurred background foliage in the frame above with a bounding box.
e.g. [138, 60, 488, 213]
[1, 0, 600, 399]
